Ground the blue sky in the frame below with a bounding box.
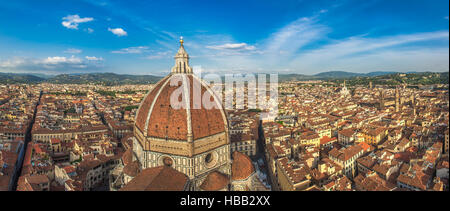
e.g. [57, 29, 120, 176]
[0, 0, 448, 76]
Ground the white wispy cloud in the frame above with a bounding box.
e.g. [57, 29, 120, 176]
[186, 14, 448, 74]
[85, 28, 94, 33]
[0, 57, 27, 68]
[187, 16, 328, 72]
[62, 14, 94, 30]
[307, 31, 448, 57]
[145, 51, 172, 60]
[206, 43, 256, 51]
[63, 48, 82, 54]
[111, 46, 149, 54]
[263, 17, 328, 59]
[43, 56, 82, 65]
[302, 48, 449, 73]
[108, 27, 127, 36]
[0, 55, 104, 73]
[289, 31, 449, 73]
[85, 56, 103, 61]
[67, 2, 447, 74]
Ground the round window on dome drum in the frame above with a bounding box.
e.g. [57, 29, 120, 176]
[204, 152, 218, 168]
[163, 156, 173, 167]
[205, 153, 212, 163]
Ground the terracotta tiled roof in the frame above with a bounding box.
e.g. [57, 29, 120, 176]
[358, 141, 371, 152]
[328, 145, 364, 162]
[397, 164, 431, 190]
[122, 148, 133, 166]
[357, 156, 377, 169]
[26, 174, 49, 185]
[63, 166, 76, 174]
[354, 171, 396, 191]
[120, 166, 188, 191]
[372, 164, 389, 176]
[338, 128, 356, 138]
[334, 176, 352, 191]
[320, 136, 336, 145]
[231, 151, 255, 181]
[123, 160, 141, 177]
[200, 171, 229, 191]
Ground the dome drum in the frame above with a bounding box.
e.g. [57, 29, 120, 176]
[134, 127, 228, 157]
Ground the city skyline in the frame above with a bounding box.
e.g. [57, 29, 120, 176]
[0, 0, 449, 75]
[1, 22, 449, 193]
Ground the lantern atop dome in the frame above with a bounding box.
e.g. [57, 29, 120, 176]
[171, 36, 192, 73]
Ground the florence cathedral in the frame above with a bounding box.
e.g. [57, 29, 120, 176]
[109, 38, 268, 191]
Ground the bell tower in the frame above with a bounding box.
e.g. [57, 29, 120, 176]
[379, 89, 384, 110]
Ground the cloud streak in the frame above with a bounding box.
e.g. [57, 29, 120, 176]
[145, 51, 172, 60]
[111, 46, 149, 54]
[85, 28, 94, 33]
[289, 31, 449, 73]
[262, 17, 328, 60]
[85, 56, 103, 61]
[64, 48, 82, 54]
[0, 55, 104, 73]
[62, 15, 94, 30]
[108, 27, 127, 36]
[206, 43, 256, 51]
[187, 14, 448, 74]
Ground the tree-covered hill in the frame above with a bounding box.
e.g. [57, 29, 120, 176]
[44, 72, 163, 85]
[0, 72, 46, 84]
[1, 71, 448, 85]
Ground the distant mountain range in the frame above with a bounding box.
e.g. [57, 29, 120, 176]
[0, 72, 46, 84]
[278, 71, 414, 81]
[0, 72, 163, 85]
[277, 71, 413, 82]
[46, 73, 162, 85]
[0, 71, 448, 85]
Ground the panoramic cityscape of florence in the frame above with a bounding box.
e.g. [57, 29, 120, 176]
[0, 0, 449, 199]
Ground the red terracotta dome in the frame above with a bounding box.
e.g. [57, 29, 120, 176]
[135, 74, 227, 141]
[231, 151, 255, 180]
[135, 38, 227, 143]
[200, 170, 229, 191]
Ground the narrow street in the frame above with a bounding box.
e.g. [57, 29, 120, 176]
[11, 90, 42, 190]
[255, 120, 274, 190]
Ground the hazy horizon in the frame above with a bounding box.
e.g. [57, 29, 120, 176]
[1, 70, 449, 77]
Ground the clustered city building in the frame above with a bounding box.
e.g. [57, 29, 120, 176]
[1, 84, 40, 190]
[264, 79, 449, 191]
[0, 40, 448, 191]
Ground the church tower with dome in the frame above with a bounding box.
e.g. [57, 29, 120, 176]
[131, 37, 232, 190]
